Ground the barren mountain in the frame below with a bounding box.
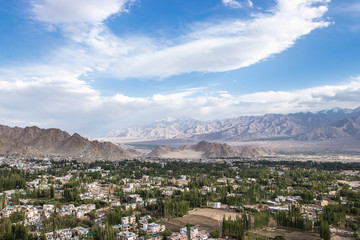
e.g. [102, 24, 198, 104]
[105, 107, 360, 142]
[148, 141, 271, 159]
[0, 124, 140, 161]
[296, 115, 360, 141]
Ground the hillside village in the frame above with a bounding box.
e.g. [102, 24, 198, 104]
[0, 156, 360, 239]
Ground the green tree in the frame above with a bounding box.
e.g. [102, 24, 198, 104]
[0, 219, 13, 240]
[186, 223, 191, 240]
[50, 185, 55, 199]
[13, 223, 29, 240]
[105, 223, 115, 240]
[320, 220, 331, 240]
[40, 231, 47, 240]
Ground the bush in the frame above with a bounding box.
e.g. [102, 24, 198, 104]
[210, 230, 220, 238]
[162, 229, 172, 237]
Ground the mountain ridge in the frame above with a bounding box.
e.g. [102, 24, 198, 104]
[295, 115, 360, 141]
[104, 107, 360, 142]
[0, 124, 140, 161]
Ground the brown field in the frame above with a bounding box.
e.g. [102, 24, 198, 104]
[160, 208, 241, 232]
[251, 227, 321, 240]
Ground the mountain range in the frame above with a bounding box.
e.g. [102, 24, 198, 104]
[105, 107, 360, 143]
[0, 125, 271, 160]
[296, 114, 360, 141]
[0, 125, 140, 161]
[1, 107, 360, 161]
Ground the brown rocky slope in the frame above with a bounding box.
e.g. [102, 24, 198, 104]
[0, 124, 140, 161]
[148, 141, 271, 159]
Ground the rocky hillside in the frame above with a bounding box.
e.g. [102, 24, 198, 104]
[105, 107, 360, 142]
[296, 115, 360, 141]
[148, 141, 271, 159]
[0, 124, 140, 161]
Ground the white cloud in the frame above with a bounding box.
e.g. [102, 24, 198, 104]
[222, 0, 243, 8]
[222, 0, 253, 8]
[31, 0, 138, 53]
[95, 0, 331, 78]
[32, 0, 135, 24]
[0, 67, 359, 137]
[29, 0, 330, 79]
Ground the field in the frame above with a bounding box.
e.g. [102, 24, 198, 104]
[160, 208, 240, 232]
[251, 227, 321, 240]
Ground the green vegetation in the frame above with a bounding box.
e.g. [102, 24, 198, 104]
[222, 215, 244, 239]
[1, 158, 360, 239]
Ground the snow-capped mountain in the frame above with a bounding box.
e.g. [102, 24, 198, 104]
[104, 107, 360, 142]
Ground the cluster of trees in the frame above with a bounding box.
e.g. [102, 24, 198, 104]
[0, 169, 26, 191]
[251, 160, 360, 171]
[254, 212, 270, 229]
[340, 184, 360, 214]
[322, 204, 347, 226]
[106, 207, 124, 225]
[300, 191, 314, 204]
[222, 216, 245, 240]
[26, 185, 55, 199]
[63, 181, 81, 202]
[86, 224, 116, 240]
[113, 186, 125, 202]
[9, 211, 25, 223]
[63, 187, 80, 202]
[0, 220, 40, 240]
[274, 205, 313, 231]
[158, 199, 189, 219]
[43, 214, 79, 233]
[11, 192, 21, 205]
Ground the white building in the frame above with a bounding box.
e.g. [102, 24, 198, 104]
[56, 228, 72, 240]
[147, 223, 165, 233]
[207, 202, 221, 209]
[117, 231, 138, 240]
[122, 215, 136, 225]
[140, 222, 148, 231]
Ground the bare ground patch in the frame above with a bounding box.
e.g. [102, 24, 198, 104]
[250, 227, 321, 240]
[160, 208, 240, 232]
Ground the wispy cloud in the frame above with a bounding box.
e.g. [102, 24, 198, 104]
[32, 0, 136, 24]
[29, 0, 331, 79]
[222, 0, 253, 8]
[110, 0, 330, 78]
[222, 0, 243, 8]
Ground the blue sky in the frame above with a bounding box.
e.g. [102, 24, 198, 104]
[0, 0, 360, 136]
